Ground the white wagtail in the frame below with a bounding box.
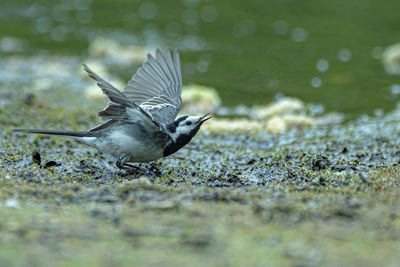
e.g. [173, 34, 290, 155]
[14, 48, 211, 170]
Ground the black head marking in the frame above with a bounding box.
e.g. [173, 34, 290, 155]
[175, 116, 188, 124]
[166, 116, 188, 133]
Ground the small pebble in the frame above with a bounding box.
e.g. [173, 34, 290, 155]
[32, 151, 41, 165]
[5, 198, 19, 208]
[44, 161, 59, 168]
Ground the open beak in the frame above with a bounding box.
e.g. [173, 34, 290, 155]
[199, 113, 212, 124]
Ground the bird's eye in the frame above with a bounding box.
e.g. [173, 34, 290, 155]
[186, 121, 192, 126]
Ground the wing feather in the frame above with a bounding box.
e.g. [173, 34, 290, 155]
[130, 73, 160, 95]
[142, 61, 169, 89]
[84, 64, 168, 135]
[84, 48, 183, 138]
[147, 54, 170, 86]
[136, 66, 165, 92]
[89, 119, 118, 132]
[83, 64, 129, 106]
[173, 49, 182, 91]
[163, 49, 179, 86]
[124, 48, 182, 125]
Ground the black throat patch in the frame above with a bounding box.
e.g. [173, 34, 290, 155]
[163, 126, 200, 157]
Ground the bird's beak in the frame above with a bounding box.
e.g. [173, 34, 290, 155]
[199, 113, 212, 124]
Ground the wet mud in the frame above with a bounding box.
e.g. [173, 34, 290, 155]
[0, 60, 399, 266]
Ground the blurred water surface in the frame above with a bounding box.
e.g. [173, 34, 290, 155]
[1, 0, 400, 118]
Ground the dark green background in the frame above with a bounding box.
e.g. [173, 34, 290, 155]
[1, 0, 399, 118]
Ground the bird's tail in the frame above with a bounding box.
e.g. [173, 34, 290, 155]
[13, 129, 88, 137]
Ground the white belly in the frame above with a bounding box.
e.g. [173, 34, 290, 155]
[88, 131, 164, 163]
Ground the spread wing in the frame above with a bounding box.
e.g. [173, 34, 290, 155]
[83, 65, 169, 134]
[124, 48, 183, 125]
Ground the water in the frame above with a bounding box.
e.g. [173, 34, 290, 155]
[1, 0, 399, 118]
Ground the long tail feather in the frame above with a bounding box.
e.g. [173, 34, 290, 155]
[13, 129, 88, 137]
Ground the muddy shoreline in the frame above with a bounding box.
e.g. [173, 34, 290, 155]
[1, 84, 399, 265]
[0, 52, 398, 266]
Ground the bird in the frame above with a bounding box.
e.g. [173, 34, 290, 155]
[14, 48, 211, 170]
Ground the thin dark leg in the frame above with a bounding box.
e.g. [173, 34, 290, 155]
[116, 159, 125, 169]
[116, 157, 141, 174]
[122, 163, 139, 169]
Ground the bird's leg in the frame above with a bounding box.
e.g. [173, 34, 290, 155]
[116, 155, 130, 170]
[116, 159, 129, 170]
[122, 163, 140, 170]
[116, 155, 140, 173]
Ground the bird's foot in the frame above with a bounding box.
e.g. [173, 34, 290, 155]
[122, 163, 140, 171]
[116, 160, 140, 174]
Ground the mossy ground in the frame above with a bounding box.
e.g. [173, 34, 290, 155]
[0, 169, 399, 267]
[1, 62, 400, 266]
